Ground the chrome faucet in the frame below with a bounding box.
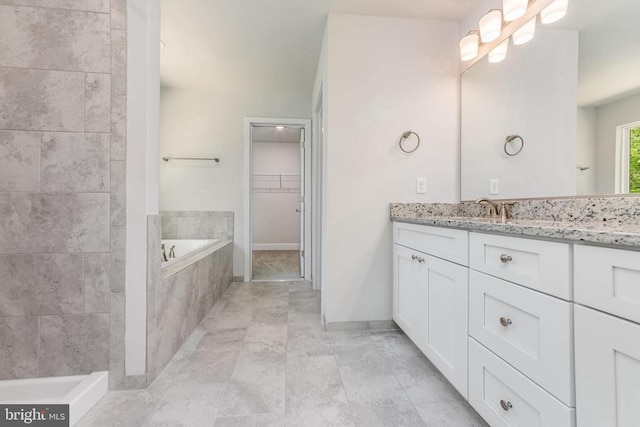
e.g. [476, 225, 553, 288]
[161, 243, 168, 262]
[475, 197, 499, 218]
[169, 245, 175, 259]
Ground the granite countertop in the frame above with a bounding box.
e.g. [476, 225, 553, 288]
[391, 215, 640, 249]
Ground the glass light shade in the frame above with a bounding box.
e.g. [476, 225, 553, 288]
[488, 38, 509, 63]
[503, 0, 528, 21]
[479, 10, 502, 43]
[459, 33, 479, 61]
[541, 0, 569, 24]
[513, 16, 536, 45]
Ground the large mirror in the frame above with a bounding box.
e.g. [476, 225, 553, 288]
[460, 0, 640, 200]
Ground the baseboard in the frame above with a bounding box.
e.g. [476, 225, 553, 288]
[232, 276, 244, 283]
[324, 320, 399, 332]
[252, 243, 300, 251]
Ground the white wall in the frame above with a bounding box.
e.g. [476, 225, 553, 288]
[460, 29, 578, 200]
[159, 88, 310, 277]
[577, 107, 597, 195]
[595, 92, 640, 193]
[321, 14, 460, 324]
[251, 142, 300, 249]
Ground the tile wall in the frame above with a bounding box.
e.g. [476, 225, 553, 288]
[0, 0, 131, 387]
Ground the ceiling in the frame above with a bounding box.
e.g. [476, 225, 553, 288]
[160, 0, 475, 93]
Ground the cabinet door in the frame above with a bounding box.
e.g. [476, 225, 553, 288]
[422, 255, 469, 398]
[575, 305, 640, 427]
[393, 244, 428, 348]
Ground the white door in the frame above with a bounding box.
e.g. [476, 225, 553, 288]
[393, 244, 428, 346]
[575, 305, 640, 427]
[298, 128, 305, 278]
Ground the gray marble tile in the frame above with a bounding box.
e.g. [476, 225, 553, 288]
[0, 254, 83, 316]
[84, 253, 110, 313]
[220, 344, 286, 416]
[177, 215, 234, 240]
[160, 214, 179, 239]
[39, 313, 109, 376]
[0, 6, 109, 72]
[148, 382, 226, 426]
[85, 73, 110, 133]
[111, 30, 126, 95]
[285, 355, 353, 426]
[41, 132, 110, 192]
[110, 95, 126, 160]
[195, 328, 247, 352]
[0, 68, 83, 131]
[37, 0, 109, 13]
[349, 401, 426, 427]
[0, 193, 110, 253]
[180, 349, 240, 384]
[111, 161, 126, 226]
[0, 131, 40, 191]
[110, 227, 126, 292]
[286, 324, 333, 358]
[371, 331, 464, 405]
[414, 401, 488, 427]
[109, 292, 125, 389]
[147, 216, 162, 380]
[0, 316, 39, 380]
[214, 413, 285, 427]
[75, 390, 159, 427]
[244, 322, 287, 351]
[0, 1, 37, 6]
[110, 0, 125, 29]
[288, 281, 313, 294]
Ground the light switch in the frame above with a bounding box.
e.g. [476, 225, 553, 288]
[416, 177, 426, 194]
[490, 179, 499, 195]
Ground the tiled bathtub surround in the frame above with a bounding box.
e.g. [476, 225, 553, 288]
[391, 196, 640, 248]
[147, 241, 233, 384]
[0, 2, 130, 386]
[160, 211, 234, 241]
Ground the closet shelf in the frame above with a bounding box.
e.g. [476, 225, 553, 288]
[252, 174, 300, 193]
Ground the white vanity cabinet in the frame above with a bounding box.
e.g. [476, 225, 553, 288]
[392, 222, 469, 397]
[574, 245, 640, 427]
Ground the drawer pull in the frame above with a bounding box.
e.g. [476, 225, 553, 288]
[500, 400, 513, 411]
[411, 254, 425, 263]
[417, 257, 425, 263]
[411, 255, 417, 260]
[500, 254, 513, 263]
[499, 317, 513, 327]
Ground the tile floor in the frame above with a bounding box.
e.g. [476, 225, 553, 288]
[77, 281, 487, 427]
[252, 251, 301, 281]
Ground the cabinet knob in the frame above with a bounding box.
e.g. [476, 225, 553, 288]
[417, 257, 425, 263]
[500, 400, 513, 411]
[499, 317, 513, 327]
[411, 255, 417, 260]
[500, 254, 513, 263]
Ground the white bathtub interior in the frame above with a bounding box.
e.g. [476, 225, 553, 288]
[0, 371, 108, 425]
[162, 239, 221, 267]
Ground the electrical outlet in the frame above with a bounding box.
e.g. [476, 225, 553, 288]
[490, 179, 499, 195]
[416, 177, 426, 194]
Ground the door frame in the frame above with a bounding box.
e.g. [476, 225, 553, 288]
[244, 117, 312, 281]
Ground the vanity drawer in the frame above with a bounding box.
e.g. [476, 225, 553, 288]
[393, 222, 468, 265]
[469, 232, 572, 300]
[469, 270, 574, 406]
[574, 245, 640, 324]
[469, 338, 576, 427]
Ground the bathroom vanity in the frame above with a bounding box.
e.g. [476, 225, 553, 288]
[391, 199, 640, 427]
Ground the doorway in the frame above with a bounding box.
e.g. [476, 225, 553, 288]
[244, 118, 311, 282]
[616, 121, 640, 193]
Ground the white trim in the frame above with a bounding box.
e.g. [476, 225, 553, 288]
[244, 117, 312, 282]
[615, 121, 640, 194]
[252, 243, 301, 251]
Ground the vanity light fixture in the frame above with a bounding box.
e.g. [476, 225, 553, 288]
[540, 0, 569, 24]
[460, 0, 569, 68]
[503, 0, 528, 21]
[489, 39, 510, 63]
[460, 31, 480, 61]
[479, 10, 503, 43]
[512, 16, 537, 45]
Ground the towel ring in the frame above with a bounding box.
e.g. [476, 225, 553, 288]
[504, 135, 524, 157]
[399, 131, 420, 153]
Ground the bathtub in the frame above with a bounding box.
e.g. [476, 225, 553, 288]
[161, 239, 226, 279]
[0, 371, 108, 426]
